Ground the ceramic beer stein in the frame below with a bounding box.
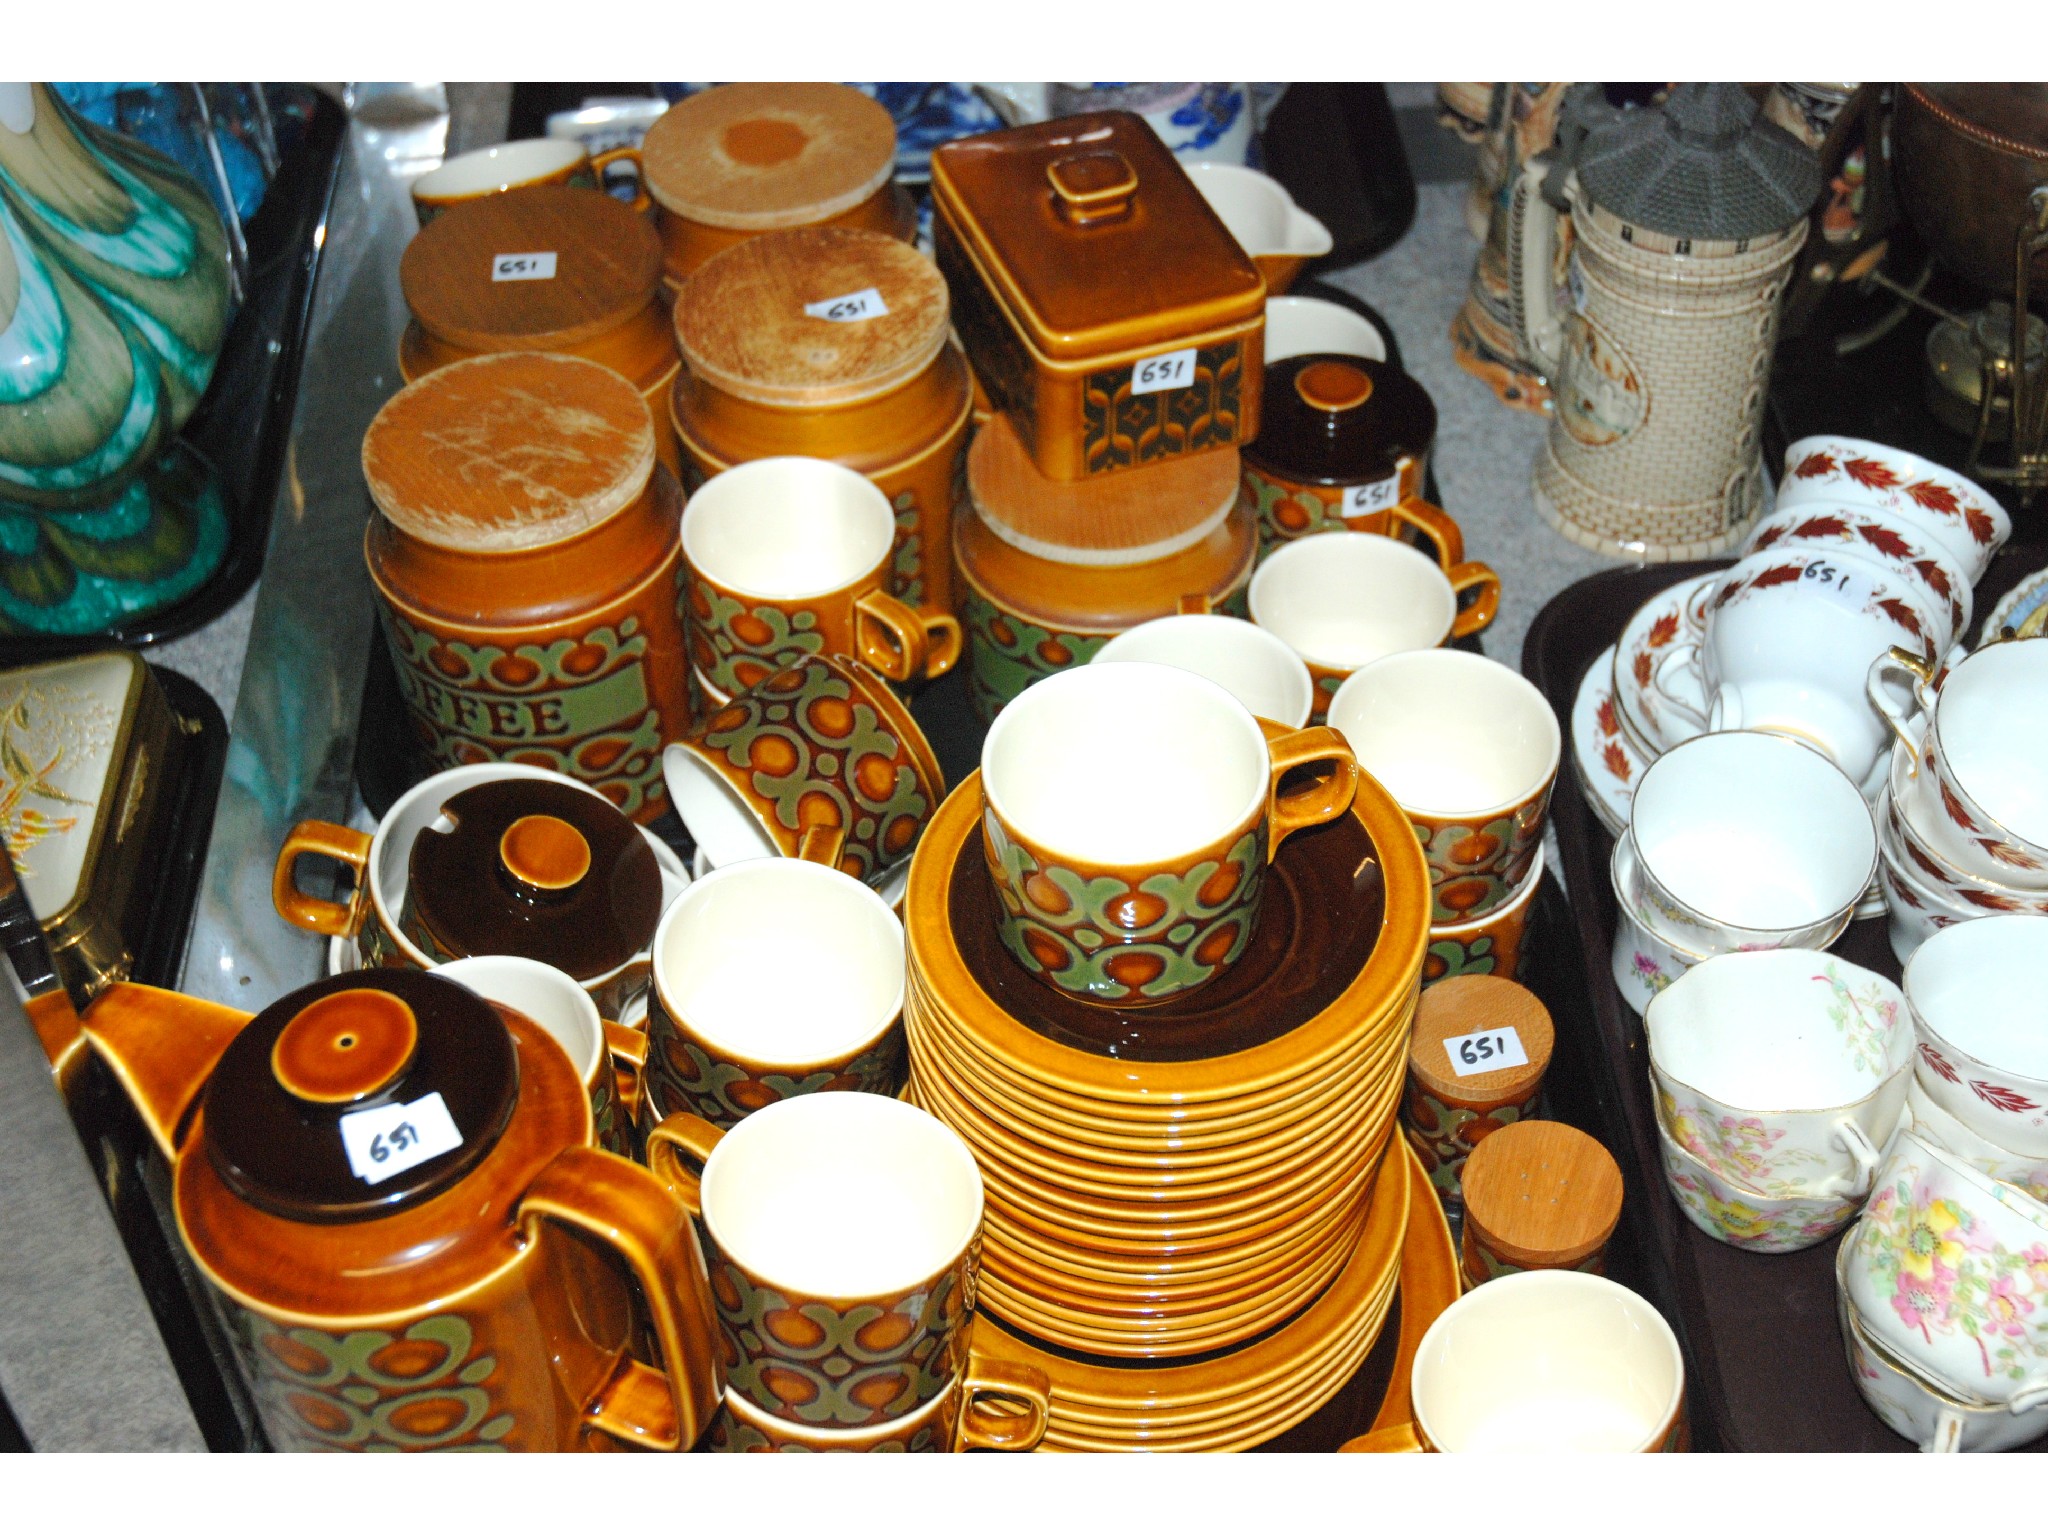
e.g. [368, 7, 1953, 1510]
[1514, 84, 1821, 560]
[78, 972, 723, 1451]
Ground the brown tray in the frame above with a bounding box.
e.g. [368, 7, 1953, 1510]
[1522, 537, 2048, 1453]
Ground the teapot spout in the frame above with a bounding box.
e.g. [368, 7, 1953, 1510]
[82, 982, 250, 1161]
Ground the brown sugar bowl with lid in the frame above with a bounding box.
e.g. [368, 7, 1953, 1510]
[398, 184, 683, 480]
[954, 412, 1257, 722]
[1241, 353, 1463, 567]
[619, 82, 914, 294]
[77, 970, 724, 1452]
[671, 227, 972, 616]
[363, 352, 692, 823]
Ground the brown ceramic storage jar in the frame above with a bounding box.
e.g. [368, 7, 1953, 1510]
[670, 227, 972, 617]
[397, 184, 683, 479]
[930, 110, 1267, 483]
[955, 413, 1256, 721]
[625, 83, 914, 294]
[362, 353, 692, 824]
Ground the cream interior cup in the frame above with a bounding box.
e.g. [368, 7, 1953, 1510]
[698, 1094, 984, 1298]
[681, 456, 896, 600]
[412, 138, 586, 201]
[1182, 162, 1333, 262]
[1249, 532, 1457, 669]
[433, 954, 602, 1084]
[1091, 615, 1315, 730]
[1413, 1270, 1684, 1453]
[1936, 641, 2048, 847]
[1326, 650, 1560, 816]
[661, 744, 779, 870]
[1265, 295, 1389, 364]
[982, 661, 1271, 865]
[652, 858, 904, 1065]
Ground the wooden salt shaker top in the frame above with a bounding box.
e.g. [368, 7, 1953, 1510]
[1461, 1120, 1623, 1270]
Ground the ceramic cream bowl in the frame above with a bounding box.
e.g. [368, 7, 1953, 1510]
[1645, 949, 1910, 1199]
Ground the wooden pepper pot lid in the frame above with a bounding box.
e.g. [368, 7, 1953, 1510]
[673, 226, 949, 408]
[640, 83, 897, 231]
[967, 411, 1242, 566]
[202, 971, 519, 1222]
[1242, 353, 1436, 486]
[362, 352, 656, 555]
[1460, 1120, 1624, 1271]
[399, 184, 666, 356]
[407, 778, 663, 981]
[1409, 975, 1555, 1108]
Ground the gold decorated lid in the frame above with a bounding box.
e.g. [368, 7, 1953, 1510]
[673, 227, 949, 408]
[640, 83, 897, 230]
[361, 353, 655, 553]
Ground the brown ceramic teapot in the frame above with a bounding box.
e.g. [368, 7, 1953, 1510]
[82, 970, 723, 1451]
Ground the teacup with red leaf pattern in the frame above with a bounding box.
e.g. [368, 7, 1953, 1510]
[1746, 502, 1972, 654]
[1906, 915, 2048, 1158]
[1778, 436, 2008, 583]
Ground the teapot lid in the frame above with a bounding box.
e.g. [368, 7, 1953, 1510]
[407, 777, 662, 980]
[1241, 355, 1435, 486]
[202, 971, 518, 1223]
[1571, 82, 1822, 242]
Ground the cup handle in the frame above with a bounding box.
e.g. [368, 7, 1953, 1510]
[604, 1020, 648, 1125]
[1867, 646, 1935, 765]
[516, 1143, 723, 1452]
[1929, 1408, 1964, 1453]
[1446, 562, 1501, 639]
[855, 590, 962, 682]
[1647, 640, 1711, 734]
[1822, 1119, 1884, 1200]
[1388, 498, 1466, 570]
[1262, 726, 1362, 863]
[644, 1109, 726, 1218]
[953, 1352, 1052, 1452]
[1341, 1421, 1426, 1452]
[271, 820, 372, 938]
[796, 822, 848, 868]
[588, 146, 652, 214]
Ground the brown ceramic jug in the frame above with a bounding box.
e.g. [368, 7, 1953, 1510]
[80, 970, 723, 1451]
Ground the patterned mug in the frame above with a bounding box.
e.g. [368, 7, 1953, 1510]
[646, 1093, 990, 1429]
[979, 661, 1360, 1006]
[681, 456, 961, 698]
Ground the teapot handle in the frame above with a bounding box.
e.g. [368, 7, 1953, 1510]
[1507, 157, 1568, 377]
[517, 1144, 723, 1451]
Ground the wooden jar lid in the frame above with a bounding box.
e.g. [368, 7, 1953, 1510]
[966, 412, 1241, 567]
[674, 227, 949, 408]
[362, 353, 655, 553]
[1460, 1121, 1623, 1270]
[399, 185, 664, 353]
[640, 83, 896, 230]
[1408, 975, 1554, 1104]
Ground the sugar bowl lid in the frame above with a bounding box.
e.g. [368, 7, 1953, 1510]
[362, 352, 656, 554]
[201, 971, 518, 1222]
[1242, 354, 1435, 486]
[674, 227, 950, 407]
[400, 184, 665, 353]
[639, 82, 897, 230]
[406, 777, 662, 981]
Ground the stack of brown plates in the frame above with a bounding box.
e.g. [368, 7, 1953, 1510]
[903, 765, 1429, 1365]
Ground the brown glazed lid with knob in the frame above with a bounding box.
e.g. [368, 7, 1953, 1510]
[407, 778, 662, 980]
[1242, 353, 1436, 488]
[201, 970, 519, 1223]
[640, 82, 897, 230]
[1460, 1120, 1623, 1270]
[674, 226, 950, 408]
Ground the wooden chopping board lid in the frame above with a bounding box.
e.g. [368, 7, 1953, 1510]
[400, 184, 664, 353]
[1461, 1120, 1623, 1269]
[362, 353, 656, 553]
[640, 83, 896, 230]
[674, 227, 948, 407]
[966, 411, 1240, 566]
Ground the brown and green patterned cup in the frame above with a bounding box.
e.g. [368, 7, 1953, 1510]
[647, 1094, 989, 1429]
[643, 848, 906, 1132]
[681, 457, 961, 698]
[979, 661, 1361, 1007]
[663, 652, 947, 886]
[706, 1356, 1049, 1452]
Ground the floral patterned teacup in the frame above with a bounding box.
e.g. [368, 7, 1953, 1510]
[682, 457, 962, 698]
[1842, 1128, 2048, 1407]
[1778, 435, 2009, 583]
[1646, 949, 1912, 1199]
[1906, 915, 2048, 1159]
[1654, 1097, 1860, 1254]
[1327, 649, 1559, 924]
[643, 851, 906, 1131]
[979, 661, 1360, 1006]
